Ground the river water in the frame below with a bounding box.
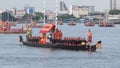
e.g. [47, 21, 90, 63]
[0, 23, 120, 68]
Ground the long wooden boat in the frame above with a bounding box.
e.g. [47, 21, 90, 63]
[19, 36, 102, 52]
[28, 25, 43, 28]
[99, 22, 115, 27]
[85, 21, 95, 26]
[99, 24, 114, 27]
[18, 23, 101, 51]
[26, 22, 43, 28]
[68, 21, 76, 26]
[0, 28, 26, 34]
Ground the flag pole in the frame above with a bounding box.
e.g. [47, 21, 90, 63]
[55, 0, 58, 28]
[43, 0, 46, 25]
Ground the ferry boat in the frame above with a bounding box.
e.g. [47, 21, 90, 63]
[19, 23, 102, 51]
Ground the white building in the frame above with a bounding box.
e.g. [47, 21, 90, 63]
[110, 0, 120, 10]
[15, 10, 26, 18]
[44, 10, 55, 20]
[27, 7, 35, 14]
[70, 5, 94, 18]
[0, 9, 6, 14]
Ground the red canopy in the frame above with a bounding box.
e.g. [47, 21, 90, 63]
[39, 23, 55, 33]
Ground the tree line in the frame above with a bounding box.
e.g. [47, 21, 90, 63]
[1, 9, 120, 22]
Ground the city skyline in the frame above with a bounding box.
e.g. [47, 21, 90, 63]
[0, 0, 109, 11]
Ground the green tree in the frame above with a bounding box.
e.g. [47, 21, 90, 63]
[89, 12, 105, 16]
[1, 12, 8, 21]
[21, 14, 32, 21]
[109, 10, 120, 15]
[1, 12, 17, 22]
[32, 12, 47, 21]
[57, 14, 75, 21]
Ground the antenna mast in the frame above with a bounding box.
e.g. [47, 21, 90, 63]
[55, 0, 58, 27]
[43, 0, 46, 25]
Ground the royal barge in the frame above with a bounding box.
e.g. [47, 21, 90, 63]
[19, 23, 101, 51]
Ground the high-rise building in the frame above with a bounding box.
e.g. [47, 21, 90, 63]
[110, 0, 120, 10]
[60, 1, 68, 11]
[27, 7, 35, 14]
[59, 1, 68, 14]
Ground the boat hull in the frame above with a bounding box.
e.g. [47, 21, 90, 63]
[0, 29, 26, 34]
[99, 24, 114, 27]
[22, 42, 96, 51]
[28, 25, 43, 28]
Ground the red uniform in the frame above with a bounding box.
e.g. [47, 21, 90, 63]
[86, 29, 92, 43]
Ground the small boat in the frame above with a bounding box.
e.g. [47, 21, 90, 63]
[8, 22, 18, 26]
[68, 21, 76, 26]
[19, 23, 102, 51]
[27, 24, 43, 28]
[26, 22, 43, 28]
[57, 21, 63, 25]
[85, 21, 95, 26]
[99, 21, 114, 27]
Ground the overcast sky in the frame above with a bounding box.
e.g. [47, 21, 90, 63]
[0, 0, 110, 11]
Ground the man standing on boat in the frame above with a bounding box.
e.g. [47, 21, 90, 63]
[86, 29, 92, 43]
[26, 29, 32, 39]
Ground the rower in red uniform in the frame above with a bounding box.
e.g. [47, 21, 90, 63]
[53, 28, 58, 39]
[58, 30, 62, 40]
[86, 29, 92, 43]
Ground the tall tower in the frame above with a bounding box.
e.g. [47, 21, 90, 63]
[110, 0, 120, 10]
[60, 1, 68, 11]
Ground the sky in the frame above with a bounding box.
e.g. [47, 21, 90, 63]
[0, 0, 110, 12]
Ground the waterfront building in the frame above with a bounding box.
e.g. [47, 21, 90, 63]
[42, 10, 55, 21]
[11, 7, 17, 15]
[110, 0, 120, 10]
[24, 6, 35, 14]
[15, 10, 26, 19]
[70, 5, 94, 18]
[0, 9, 6, 14]
[27, 7, 35, 14]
